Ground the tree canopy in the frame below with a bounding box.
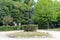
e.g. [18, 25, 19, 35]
[32, 0, 60, 28]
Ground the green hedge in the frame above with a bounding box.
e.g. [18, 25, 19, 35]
[38, 23, 48, 29]
[0, 25, 38, 31]
[22, 25, 38, 32]
[0, 26, 17, 31]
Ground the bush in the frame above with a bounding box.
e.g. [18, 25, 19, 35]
[20, 25, 24, 30]
[3, 16, 13, 26]
[38, 22, 49, 29]
[22, 24, 38, 32]
[0, 26, 17, 31]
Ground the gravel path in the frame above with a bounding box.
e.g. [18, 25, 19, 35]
[0, 30, 60, 40]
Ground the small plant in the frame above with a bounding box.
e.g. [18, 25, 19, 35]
[3, 16, 13, 26]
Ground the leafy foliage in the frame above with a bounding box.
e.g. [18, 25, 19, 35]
[0, 0, 32, 24]
[3, 16, 13, 26]
[32, 0, 59, 28]
[0, 26, 17, 31]
[23, 25, 38, 31]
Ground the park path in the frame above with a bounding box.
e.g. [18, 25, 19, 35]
[0, 30, 60, 40]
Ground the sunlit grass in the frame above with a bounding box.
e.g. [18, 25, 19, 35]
[8, 32, 49, 38]
[46, 28, 60, 31]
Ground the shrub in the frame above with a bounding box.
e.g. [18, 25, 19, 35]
[22, 24, 38, 32]
[20, 25, 24, 30]
[38, 22, 51, 29]
[3, 16, 13, 26]
[38, 23, 48, 29]
[0, 26, 17, 31]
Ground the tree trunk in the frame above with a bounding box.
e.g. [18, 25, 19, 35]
[51, 22, 55, 28]
[6, 23, 8, 26]
[47, 21, 49, 29]
[50, 21, 55, 28]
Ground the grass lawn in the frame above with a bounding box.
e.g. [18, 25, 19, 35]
[46, 28, 60, 31]
[8, 32, 49, 38]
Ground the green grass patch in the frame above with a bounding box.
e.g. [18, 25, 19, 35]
[46, 28, 60, 31]
[8, 32, 49, 38]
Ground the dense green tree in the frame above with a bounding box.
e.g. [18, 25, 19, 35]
[0, 0, 28, 24]
[32, 0, 59, 29]
[11, 1, 29, 24]
[54, 1, 60, 26]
